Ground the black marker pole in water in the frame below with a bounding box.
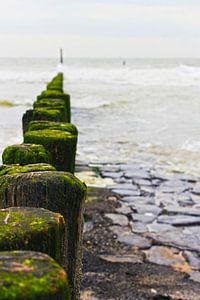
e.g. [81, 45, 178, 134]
[60, 48, 63, 64]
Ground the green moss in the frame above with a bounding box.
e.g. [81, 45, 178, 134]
[46, 73, 63, 92]
[0, 251, 69, 300]
[27, 121, 78, 136]
[0, 207, 65, 264]
[0, 171, 86, 300]
[24, 130, 77, 173]
[2, 144, 51, 166]
[37, 90, 71, 123]
[22, 108, 67, 134]
[0, 163, 56, 176]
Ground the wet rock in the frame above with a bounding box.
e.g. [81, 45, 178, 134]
[131, 213, 156, 224]
[109, 183, 138, 190]
[124, 169, 150, 180]
[131, 204, 162, 216]
[147, 223, 174, 232]
[101, 171, 123, 179]
[105, 213, 129, 226]
[157, 215, 200, 226]
[189, 272, 200, 283]
[110, 225, 152, 249]
[112, 189, 140, 197]
[132, 178, 152, 186]
[165, 206, 200, 217]
[158, 180, 191, 194]
[147, 229, 200, 252]
[99, 254, 143, 264]
[130, 221, 148, 233]
[184, 251, 200, 270]
[115, 205, 132, 215]
[192, 187, 200, 195]
[144, 246, 192, 273]
[121, 196, 154, 205]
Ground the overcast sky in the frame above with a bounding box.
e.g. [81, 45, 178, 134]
[1, 0, 200, 57]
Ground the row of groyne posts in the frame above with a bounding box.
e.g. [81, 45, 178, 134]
[0, 72, 86, 299]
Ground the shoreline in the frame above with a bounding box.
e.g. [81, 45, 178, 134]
[77, 161, 200, 300]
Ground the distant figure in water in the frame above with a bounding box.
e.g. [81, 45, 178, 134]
[122, 60, 126, 66]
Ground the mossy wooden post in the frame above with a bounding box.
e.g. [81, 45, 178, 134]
[28, 120, 78, 135]
[37, 90, 71, 123]
[2, 144, 51, 166]
[22, 108, 66, 134]
[0, 207, 65, 264]
[0, 251, 70, 300]
[24, 129, 77, 173]
[46, 73, 63, 92]
[0, 163, 56, 176]
[0, 169, 87, 300]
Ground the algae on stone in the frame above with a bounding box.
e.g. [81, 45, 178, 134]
[27, 120, 78, 136]
[0, 171, 87, 300]
[0, 207, 65, 264]
[0, 251, 69, 300]
[2, 144, 51, 166]
[24, 129, 77, 173]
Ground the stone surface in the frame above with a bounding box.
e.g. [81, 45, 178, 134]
[112, 189, 140, 196]
[131, 213, 156, 224]
[147, 222, 174, 232]
[131, 204, 162, 216]
[105, 213, 129, 226]
[100, 254, 143, 264]
[130, 222, 148, 233]
[157, 215, 200, 226]
[144, 246, 192, 273]
[110, 226, 152, 249]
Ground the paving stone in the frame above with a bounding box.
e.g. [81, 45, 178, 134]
[124, 169, 150, 180]
[183, 251, 200, 270]
[157, 215, 200, 226]
[158, 180, 191, 194]
[147, 229, 200, 252]
[131, 204, 162, 216]
[109, 183, 138, 190]
[131, 213, 156, 224]
[122, 196, 154, 204]
[189, 272, 200, 283]
[110, 225, 152, 249]
[112, 189, 141, 196]
[165, 206, 200, 217]
[99, 254, 143, 264]
[115, 205, 133, 215]
[144, 246, 192, 273]
[147, 223, 174, 232]
[105, 213, 129, 226]
[101, 171, 123, 179]
[132, 178, 152, 186]
[130, 221, 148, 233]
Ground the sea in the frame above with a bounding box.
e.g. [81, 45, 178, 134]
[1, 58, 200, 175]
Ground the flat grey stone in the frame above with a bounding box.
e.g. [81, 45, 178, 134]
[147, 223, 174, 232]
[100, 254, 143, 264]
[101, 171, 123, 179]
[165, 206, 200, 217]
[144, 246, 189, 270]
[122, 196, 155, 205]
[189, 272, 200, 283]
[192, 187, 200, 195]
[131, 213, 156, 224]
[147, 229, 200, 252]
[158, 182, 190, 194]
[112, 189, 140, 196]
[184, 251, 200, 270]
[110, 225, 152, 249]
[157, 215, 200, 226]
[105, 213, 129, 226]
[130, 222, 148, 233]
[115, 205, 132, 215]
[131, 204, 162, 216]
[132, 178, 152, 186]
[124, 169, 150, 180]
[109, 183, 138, 190]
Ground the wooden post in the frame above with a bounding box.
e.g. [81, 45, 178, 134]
[60, 48, 63, 64]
